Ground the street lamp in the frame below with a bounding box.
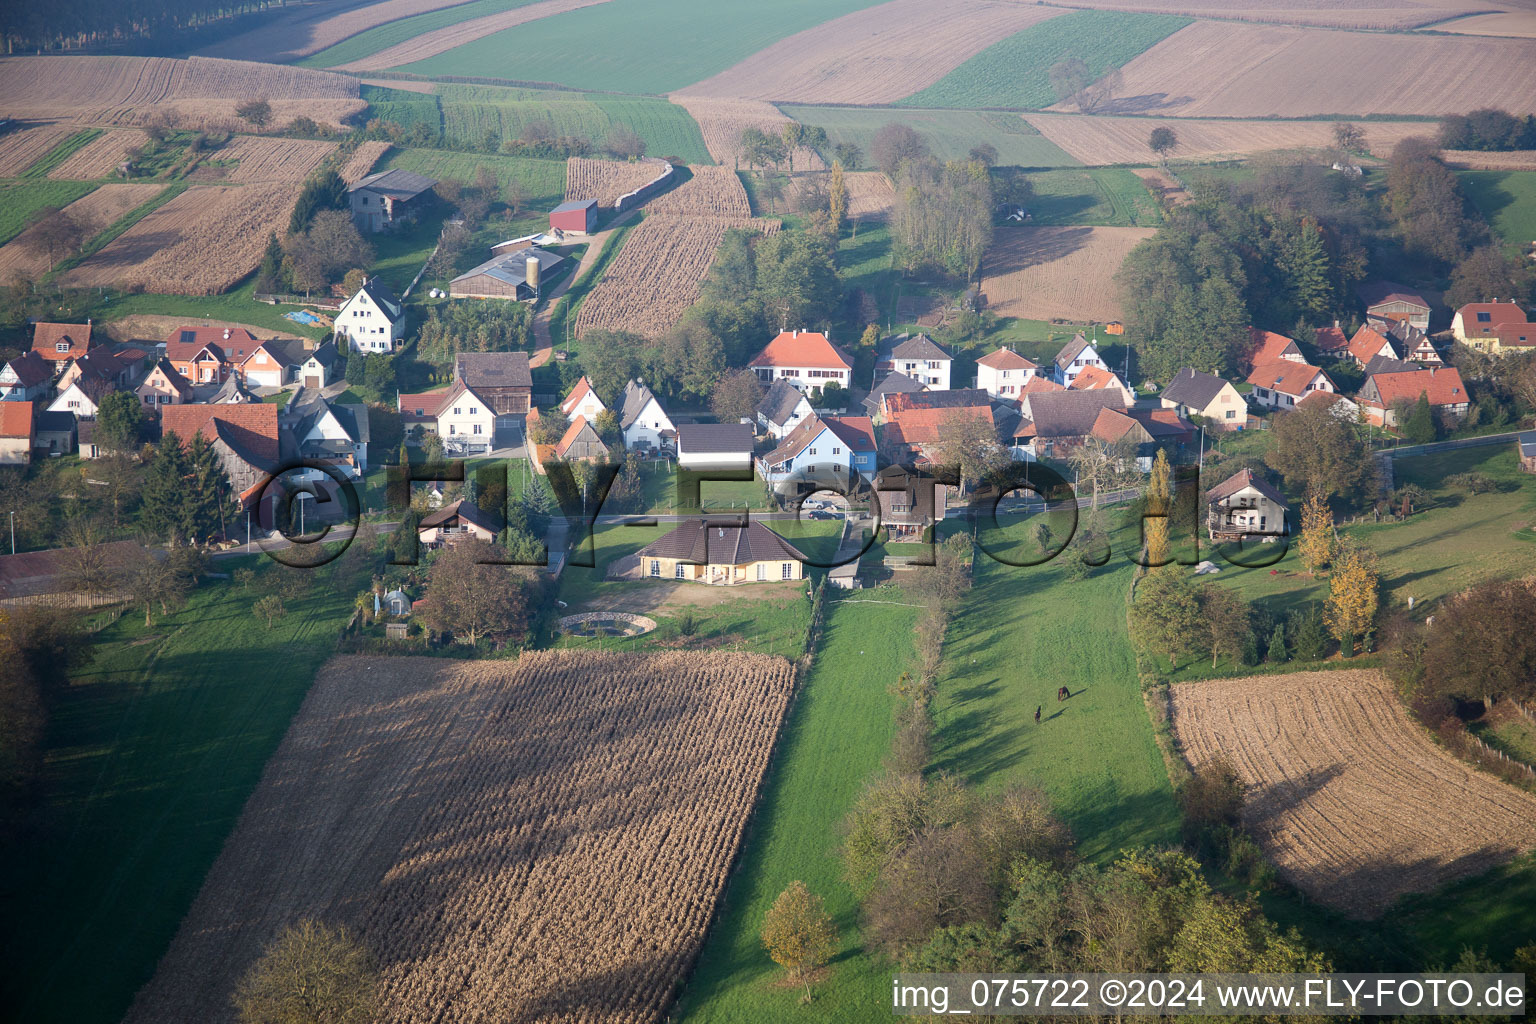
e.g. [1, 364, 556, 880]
[8, 511, 13, 555]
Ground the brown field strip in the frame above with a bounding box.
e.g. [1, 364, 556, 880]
[1042, 0, 1503, 31]
[329, 0, 618, 71]
[1171, 669, 1536, 918]
[980, 225, 1155, 323]
[0, 122, 76, 177]
[1023, 113, 1431, 165]
[1442, 149, 1536, 170]
[675, 0, 1066, 104]
[46, 129, 150, 180]
[565, 156, 669, 207]
[668, 96, 825, 169]
[0, 55, 363, 131]
[845, 171, 896, 219]
[60, 184, 294, 295]
[0, 183, 165, 284]
[219, 136, 336, 184]
[1090, 20, 1536, 117]
[1425, 10, 1536, 36]
[195, 0, 485, 62]
[340, 140, 393, 184]
[645, 165, 753, 219]
[121, 651, 796, 1024]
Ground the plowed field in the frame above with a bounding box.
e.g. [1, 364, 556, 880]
[668, 96, 824, 169]
[981, 225, 1154, 322]
[0, 122, 76, 177]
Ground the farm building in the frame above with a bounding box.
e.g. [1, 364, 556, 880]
[159, 403, 282, 522]
[1358, 366, 1469, 428]
[559, 377, 606, 423]
[336, 278, 406, 354]
[627, 519, 806, 586]
[1088, 407, 1194, 472]
[0, 351, 54, 403]
[1052, 334, 1107, 387]
[450, 248, 565, 301]
[874, 333, 951, 390]
[1347, 324, 1399, 367]
[136, 358, 194, 410]
[757, 378, 813, 440]
[975, 347, 1038, 401]
[619, 379, 675, 451]
[1207, 468, 1287, 541]
[348, 169, 437, 233]
[1013, 389, 1124, 460]
[29, 321, 95, 364]
[749, 330, 852, 393]
[1314, 323, 1350, 359]
[676, 422, 754, 470]
[1246, 361, 1335, 410]
[1357, 281, 1431, 332]
[548, 199, 598, 234]
[552, 416, 606, 463]
[417, 499, 500, 548]
[47, 380, 108, 420]
[1160, 368, 1246, 428]
[0, 401, 32, 464]
[454, 351, 532, 421]
[1519, 431, 1536, 474]
[882, 398, 995, 467]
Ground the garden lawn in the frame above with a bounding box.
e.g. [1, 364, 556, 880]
[674, 594, 920, 1022]
[92, 281, 330, 341]
[0, 556, 367, 1024]
[393, 0, 890, 94]
[1457, 170, 1536, 253]
[935, 517, 1181, 863]
[899, 10, 1190, 110]
[381, 147, 567, 211]
[777, 106, 1079, 168]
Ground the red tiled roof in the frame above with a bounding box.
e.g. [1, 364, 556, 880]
[0, 401, 33, 439]
[1020, 376, 1065, 395]
[823, 414, 875, 452]
[165, 326, 260, 363]
[554, 415, 597, 456]
[1348, 324, 1395, 364]
[749, 330, 851, 370]
[1297, 390, 1351, 412]
[559, 376, 599, 415]
[31, 322, 93, 362]
[1456, 301, 1529, 336]
[1068, 364, 1127, 395]
[1495, 324, 1536, 347]
[1089, 407, 1144, 443]
[1247, 361, 1326, 395]
[1314, 325, 1349, 352]
[976, 347, 1037, 370]
[881, 404, 992, 447]
[1367, 367, 1468, 409]
[1248, 329, 1300, 368]
[398, 389, 452, 423]
[159, 403, 279, 466]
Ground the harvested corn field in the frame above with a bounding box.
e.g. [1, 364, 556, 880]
[645, 165, 752, 218]
[0, 55, 364, 131]
[1443, 149, 1536, 170]
[844, 170, 896, 219]
[60, 184, 293, 295]
[0, 183, 164, 283]
[121, 651, 796, 1024]
[1431, 10, 1536, 37]
[1024, 113, 1429, 165]
[1095, 20, 1536, 117]
[45, 129, 150, 180]
[340, 140, 392, 184]
[566, 155, 670, 207]
[675, 0, 1065, 105]
[0, 122, 76, 177]
[219, 135, 336, 183]
[575, 214, 779, 338]
[1171, 669, 1536, 918]
[981, 225, 1154, 322]
[668, 96, 824, 169]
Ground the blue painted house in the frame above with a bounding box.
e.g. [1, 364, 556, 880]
[757, 413, 877, 491]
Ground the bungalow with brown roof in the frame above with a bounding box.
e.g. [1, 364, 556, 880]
[623, 519, 806, 586]
[1358, 366, 1470, 428]
[417, 499, 501, 548]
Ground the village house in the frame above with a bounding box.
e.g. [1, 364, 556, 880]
[1358, 281, 1431, 332]
[335, 277, 406, 354]
[874, 333, 952, 390]
[57, 349, 134, 394]
[1519, 431, 1536, 474]
[749, 330, 853, 393]
[559, 376, 606, 423]
[676, 422, 755, 470]
[165, 326, 248, 383]
[449, 247, 565, 301]
[30, 321, 95, 365]
[0, 351, 53, 403]
[47, 378, 109, 420]
[453, 350, 532, 425]
[1313, 322, 1350, 360]
[626, 519, 806, 586]
[1088, 407, 1194, 472]
[1207, 468, 1288, 541]
[1451, 300, 1530, 351]
[975, 347, 1039, 400]
[432, 379, 497, 455]
[1346, 324, 1400, 367]
[237, 339, 299, 389]
[295, 340, 340, 390]
[863, 371, 926, 422]
[1013, 389, 1124, 459]
[1361, 353, 1418, 377]
[757, 377, 813, 439]
[1247, 329, 1305, 370]
[417, 499, 500, 548]
[1052, 333, 1106, 386]
[552, 416, 607, 463]
[619, 379, 675, 451]
[211, 374, 259, 405]
[1357, 366, 1470, 428]
[0, 402, 33, 464]
[398, 389, 450, 436]
[1067, 364, 1135, 407]
[1159, 367, 1246, 428]
[1246, 360, 1335, 410]
[872, 465, 948, 541]
[347, 168, 437, 233]
[758, 413, 876, 489]
[1297, 390, 1361, 421]
[33, 410, 76, 456]
[881, 399, 995, 467]
[281, 389, 370, 479]
[159, 403, 282, 523]
[136, 358, 195, 410]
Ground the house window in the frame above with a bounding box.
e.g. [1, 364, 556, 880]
[1477, 312, 1491, 322]
[832, 447, 841, 455]
[1225, 410, 1235, 419]
[781, 562, 793, 580]
[650, 560, 660, 577]
[675, 563, 687, 579]
[453, 407, 461, 415]
[757, 563, 767, 581]
[473, 424, 482, 435]
[809, 447, 816, 455]
[56, 342, 68, 352]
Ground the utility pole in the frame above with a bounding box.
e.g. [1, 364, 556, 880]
[8, 511, 13, 555]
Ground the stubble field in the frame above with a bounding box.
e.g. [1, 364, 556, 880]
[340, 140, 393, 183]
[565, 156, 670, 207]
[1038, 0, 1508, 31]
[45, 129, 151, 180]
[1024, 113, 1430, 165]
[668, 96, 824, 169]
[1171, 669, 1536, 918]
[219, 136, 337, 183]
[0, 122, 77, 177]
[0, 183, 165, 282]
[980, 225, 1155, 322]
[196, 0, 502, 62]
[122, 651, 796, 1024]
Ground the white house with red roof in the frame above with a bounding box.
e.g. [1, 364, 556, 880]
[1346, 324, 1399, 368]
[29, 321, 95, 365]
[559, 376, 606, 423]
[1067, 364, 1134, 407]
[976, 347, 1038, 400]
[1246, 329, 1305, 370]
[0, 351, 55, 403]
[1246, 361, 1334, 409]
[748, 330, 852, 393]
[1052, 333, 1106, 386]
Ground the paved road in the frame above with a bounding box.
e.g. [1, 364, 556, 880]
[1375, 429, 1524, 460]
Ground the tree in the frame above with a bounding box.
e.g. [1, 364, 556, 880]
[417, 540, 534, 645]
[1324, 541, 1379, 656]
[94, 390, 145, 455]
[1068, 436, 1137, 525]
[288, 168, 349, 235]
[753, 229, 841, 329]
[1131, 566, 1204, 668]
[1332, 121, 1365, 157]
[1049, 58, 1092, 107]
[760, 881, 838, 1001]
[1144, 448, 1173, 566]
[255, 231, 289, 294]
[84, 452, 142, 528]
[834, 141, 861, 170]
[140, 433, 192, 542]
[870, 122, 929, 176]
[1265, 401, 1376, 504]
[253, 594, 286, 629]
[1446, 244, 1534, 310]
[233, 919, 376, 1024]
[927, 410, 1007, 495]
[235, 97, 272, 130]
[284, 209, 373, 297]
[1148, 126, 1178, 162]
[968, 142, 999, 167]
[891, 157, 994, 279]
[1402, 391, 1437, 444]
[1290, 604, 1328, 660]
[20, 206, 91, 271]
[828, 160, 848, 232]
[1200, 584, 1251, 667]
[710, 370, 763, 425]
[1416, 578, 1536, 707]
[1296, 488, 1334, 575]
[1266, 622, 1288, 663]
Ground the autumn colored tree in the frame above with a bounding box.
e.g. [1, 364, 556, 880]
[828, 160, 847, 232]
[1200, 584, 1251, 668]
[417, 540, 534, 645]
[1296, 488, 1335, 576]
[1144, 448, 1172, 566]
[233, 919, 376, 1024]
[1131, 566, 1203, 668]
[709, 369, 764, 425]
[235, 97, 272, 130]
[1324, 540, 1379, 656]
[254, 595, 286, 630]
[761, 881, 839, 1001]
[1149, 126, 1178, 162]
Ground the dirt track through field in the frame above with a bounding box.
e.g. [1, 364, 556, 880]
[328, 0, 618, 71]
[1090, 20, 1536, 117]
[981, 225, 1154, 323]
[121, 651, 796, 1024]
[1023, 113, 1429, 165]
[675, 0, 1066, 104]
[1171, 669, 1536, 918]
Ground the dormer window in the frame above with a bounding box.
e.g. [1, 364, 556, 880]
[56, 342, 69, 352]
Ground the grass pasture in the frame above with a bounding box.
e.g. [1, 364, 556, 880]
[360, 83, 443, 134]
[0, 179, 97, 245]
[898, 10, 1192, 110]
[298, 0, 543, 69]
[1457, 169, 1536, 252]
[380, 145, 567, 207]
[781, 104, 1080, 167]
[1025, 167, 1163, 226]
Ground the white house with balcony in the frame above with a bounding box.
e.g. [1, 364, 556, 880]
[976, 347, 1038, 400]
[432, 379, 496, 454]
